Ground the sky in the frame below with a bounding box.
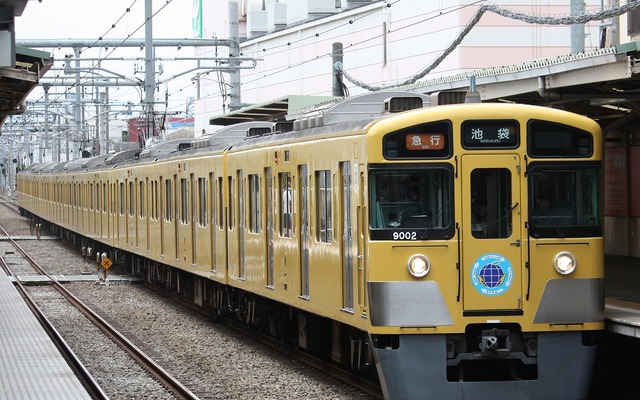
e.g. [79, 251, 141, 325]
[14, 0, 196, 116]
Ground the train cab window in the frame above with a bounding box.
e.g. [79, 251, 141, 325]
[528, 163, 601, 238]
[369, 165, 453, 240]
[279, 172, 292, 237]
[470, 169, 512, 239]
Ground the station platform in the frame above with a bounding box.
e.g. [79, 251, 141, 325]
[604, 254, 640, 338]
[0, 269, 92, 399]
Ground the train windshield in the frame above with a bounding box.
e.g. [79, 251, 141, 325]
[369, 165, 454, 240]
[528, 163, 601, 238]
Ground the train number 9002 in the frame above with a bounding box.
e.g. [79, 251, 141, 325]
[392, 231, 417, 240]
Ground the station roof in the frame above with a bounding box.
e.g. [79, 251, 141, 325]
[0, 0, 53, 132]
[0, 45, 53, 130]
[209, 95, 339, 126]
[404, 42, 640, 135]
[1, 0, 29, 16]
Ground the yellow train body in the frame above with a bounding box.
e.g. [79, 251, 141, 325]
[18, 94, 604, 399]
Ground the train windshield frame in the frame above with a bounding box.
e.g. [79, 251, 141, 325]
[368, 164, 454, 241]
[528, 162, 601, 238]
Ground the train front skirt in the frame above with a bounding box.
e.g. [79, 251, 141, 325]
[370, 331, 597, 400]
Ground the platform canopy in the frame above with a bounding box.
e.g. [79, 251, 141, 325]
[0, 0, 53, 133]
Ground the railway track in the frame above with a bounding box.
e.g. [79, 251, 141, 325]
[146, 281, 384, 399]
[0, 218, 199, 400]
[3, 199, 380, 399]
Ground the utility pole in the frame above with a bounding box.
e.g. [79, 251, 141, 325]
[571, 0, 585, 53]
[144, 0, 156, 147]
[228, 0, 241, 111]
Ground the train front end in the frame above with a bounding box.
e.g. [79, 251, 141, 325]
[364, 103, 604, 399]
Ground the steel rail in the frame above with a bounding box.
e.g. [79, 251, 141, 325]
[0, 220, 200, 400]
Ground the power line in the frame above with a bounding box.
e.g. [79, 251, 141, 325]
[342, 1, 640, 91]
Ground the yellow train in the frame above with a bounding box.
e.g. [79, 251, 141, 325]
[18, 92, 604, 399]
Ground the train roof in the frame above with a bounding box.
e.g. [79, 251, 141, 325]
[290, 91, 430, 130]
[22, 92, 434, 172]
[191, 121, 276, 150]
[137, 139, 192, 160]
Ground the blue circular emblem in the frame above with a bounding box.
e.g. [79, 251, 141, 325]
[471, 253, 513, 296]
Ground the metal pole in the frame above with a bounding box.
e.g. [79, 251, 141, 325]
[332, 42, 344, 97]
[144, 0, 155, 146]
[74, 46, 82, 159]
[571, 0, 585, 53]
[42, 83, 50, 163]
[228, 0, 241, 111]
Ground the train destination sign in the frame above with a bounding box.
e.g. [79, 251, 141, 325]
[462, 120, 519, 148]
[406, 133, 445, 151]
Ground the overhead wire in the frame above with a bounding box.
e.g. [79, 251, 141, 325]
[342, 1, 640, 91]
[48, 0, 176, 105]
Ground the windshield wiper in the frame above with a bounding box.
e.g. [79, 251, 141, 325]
[479, 202, 519, 234]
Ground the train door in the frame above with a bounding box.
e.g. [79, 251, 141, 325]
[237, 170, 245, 278]
[160, 177, 165, 256]
[299, 165, 309, 298]
[145, 178, 150, 252]
[173, 175, 179, 260]
[340, 161, 354, 312]
[132, 179, 137, 248]
[357, 164, 366, 311]
[209, 173, 216, 272]
[461, 154, 522, 313]
[190, 173, 196, 265]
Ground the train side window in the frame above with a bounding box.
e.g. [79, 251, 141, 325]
[238, 170, 245, 233]
[217, 177, 224, 229]
[228, 176, 235, 228]
[471, 168, 512, 239]
[103, 183, 107, 213]
[209, 173, 215, 227]
[129, 181, 135, 217]
[95, 183, 100, 212]
[316, 170, 332, 243]
[180, 178, 189, 224]
[165, 179, 173, 222]
[139, 180, 145, 218]
[249, 174, 261, 233]
[120, 182, 125, 216]
[198, 177, 207, 227]
[279, 172, 292, 237]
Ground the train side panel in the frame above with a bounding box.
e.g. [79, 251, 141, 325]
[224, 130, 371, 331]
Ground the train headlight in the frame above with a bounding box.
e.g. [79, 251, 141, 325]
[408, 254, 430, 278]
[553, 251, 576, 275]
